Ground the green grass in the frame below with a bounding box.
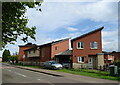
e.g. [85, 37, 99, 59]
[56, 68, 120, 81]
[13, 63, 42, 69]
[13, 63, 120, 81]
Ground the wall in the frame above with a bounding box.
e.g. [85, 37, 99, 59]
[72, 30, 102, 63]
[97, 53, 104, 68]
[73, 63, 87, 69]
[104, 54, 114, 64]
[27, 49, 39, 57]
[51, 39, 69, 58]
[18, 46, 34, 61]
[112, 52, 120, 61]
[39, 44, 51, 62]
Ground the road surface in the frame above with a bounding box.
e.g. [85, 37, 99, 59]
[1, 63, 119, 85]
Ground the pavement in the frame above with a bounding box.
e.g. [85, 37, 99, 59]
[1, 63, 120, 85]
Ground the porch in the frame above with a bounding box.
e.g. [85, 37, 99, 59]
[88, 53, 104, 69]
[55, 50, 73, 68]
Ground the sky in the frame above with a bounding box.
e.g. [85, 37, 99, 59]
[0, 0, 119, 56]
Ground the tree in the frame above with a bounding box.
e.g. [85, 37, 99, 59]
[114, 59, 120, 68]
[2, 2, 42, 48]
[2, 49, 11, 62]
[9, 55, 18, 64]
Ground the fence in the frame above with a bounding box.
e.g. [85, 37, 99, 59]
[78, 64, 110, 72]
[18, 61, 113, 72]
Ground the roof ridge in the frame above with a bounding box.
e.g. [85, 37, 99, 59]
[71, 26, 104, 41]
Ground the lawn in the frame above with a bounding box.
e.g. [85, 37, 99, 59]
[56, 68, 120, 81]
[13, 63, 120, 81]
[13, 63, 42, 69]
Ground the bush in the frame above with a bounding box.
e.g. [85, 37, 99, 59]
[9, 55, 18, 64]
[113, 59, 120, 67]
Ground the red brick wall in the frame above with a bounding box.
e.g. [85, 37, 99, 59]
[51, 39, 69, 58]
[72, 30, 102, 63]
[18, 46, 34, 61]
[112, 52, 120, 61]
[39, 45, 51, 62]
[104, 54, 114, 64]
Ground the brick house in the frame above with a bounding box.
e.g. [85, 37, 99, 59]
[111, 52, 120, 61]
[21, 38, 69, 65]
[103, 51, 114, 65]
[71, 27, 104, 69]
[18, 43, 37, 62]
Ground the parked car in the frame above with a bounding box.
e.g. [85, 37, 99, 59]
[62, 61, 71, 68]
[43, 61, 63, 69]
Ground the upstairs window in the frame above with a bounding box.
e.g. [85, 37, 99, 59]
[90, 41, 98, 49]
[78, 57, 84, 63]
[77, 42, 84, 49]
[55, 46, 58, 50]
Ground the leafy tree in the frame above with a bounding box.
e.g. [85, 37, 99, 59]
[2, 49, 11, 62]
[2, 2, 42, 47]
[9, 55, 18, 64]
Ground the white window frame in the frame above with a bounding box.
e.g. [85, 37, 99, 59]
[77, 42, 84, 49]
[78, 56, 84, 63]
[90, 41, 98, 49]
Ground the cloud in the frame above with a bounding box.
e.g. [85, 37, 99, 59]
[102, 29, 118, 51]
[0, 1, 118, 56]
[102, 29, 118, 37]
[66, 27, 78, 31]
[26, 1, 117, 31]
[64, 32, 81, 38]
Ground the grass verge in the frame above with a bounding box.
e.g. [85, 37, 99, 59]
[56, 69, 120, 81]
[13, 63, 120, 81]
[13, 63, 42, 69]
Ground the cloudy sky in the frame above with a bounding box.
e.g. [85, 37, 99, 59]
[0, 0, 119, 56]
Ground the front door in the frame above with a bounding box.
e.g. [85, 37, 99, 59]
[88, 57, 93, 69]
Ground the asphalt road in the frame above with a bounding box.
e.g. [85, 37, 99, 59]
[1, 64, 119, 85]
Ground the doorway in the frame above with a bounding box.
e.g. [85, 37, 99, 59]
[88, 57, 93, 69]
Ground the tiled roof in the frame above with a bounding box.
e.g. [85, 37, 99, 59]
[55, 50, 73, 56]
[23, 38, 70, 52]
[19, 43, 37, 47]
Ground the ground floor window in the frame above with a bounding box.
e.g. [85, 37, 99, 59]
[78, 56, 84, 63]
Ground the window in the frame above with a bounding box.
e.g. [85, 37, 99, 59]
[55, 46, 58, 50]
[29, 51, 31, 54]
[78, 57, 84, 63]
[77, 42, 84, 49]
[90, 42, 98, 49]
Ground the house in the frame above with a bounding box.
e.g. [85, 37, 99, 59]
[102, 51, 120, 65]
[21, 38, 70, 65]
[103, 51, 114, 65]
[111, 51, 120, 61]
[18, 43, 37, 62]
[71, 27, 104, 69]
[55, 50, 73, 68]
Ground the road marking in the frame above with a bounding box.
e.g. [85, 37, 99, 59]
[37, 79, 41, 80]
[5, 69, 27, 78]
[47, 81, 55, 85]
[0, 66, 15, 69]
[14, 72, 27, 77]
[7, 70, 11, 72]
